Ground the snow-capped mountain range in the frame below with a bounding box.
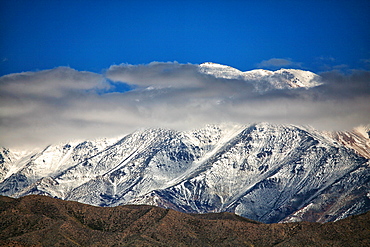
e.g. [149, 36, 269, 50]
[198, 62, 322, 91]
[1, 123, 369, 223]
[0, 63, 368, 223]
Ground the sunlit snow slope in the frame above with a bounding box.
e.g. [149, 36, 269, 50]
[1, 123, 368, 223]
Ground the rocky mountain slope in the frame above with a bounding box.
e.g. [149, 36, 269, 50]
[324, 125, 370, 159]
[1, 123, 369, 224]
[1, 195, 369, 246]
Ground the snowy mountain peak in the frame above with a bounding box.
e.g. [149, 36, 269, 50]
[1, 123, 369, 223]
[198, 62, 322, 91]
[273, 68, 322, 88]
[199, 62, 245, 79]
[199, 62, 234, 68]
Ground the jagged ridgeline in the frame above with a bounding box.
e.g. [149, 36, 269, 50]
[198, 62, 322, 91]
[1, 123, 369, 223]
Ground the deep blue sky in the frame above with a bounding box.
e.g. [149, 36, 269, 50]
[1, 0, 369, 76]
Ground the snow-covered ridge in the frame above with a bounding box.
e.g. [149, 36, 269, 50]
[0, 123, 369, 223]
[199, 62, 322, 91]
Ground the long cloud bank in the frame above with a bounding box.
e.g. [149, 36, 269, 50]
[1, 62, 369, 148]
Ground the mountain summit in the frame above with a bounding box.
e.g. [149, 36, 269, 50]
[1, 123, 369, 223]
[199, 62, 322, 91]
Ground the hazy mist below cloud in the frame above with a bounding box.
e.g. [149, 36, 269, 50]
[1, 62, 369, 149]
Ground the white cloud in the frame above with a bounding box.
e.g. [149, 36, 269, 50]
[106, 62, 203, 88]
[0, 63, 369, 149]
[0, 67, 107, 98]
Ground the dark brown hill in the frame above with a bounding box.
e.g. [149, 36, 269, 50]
[0, 195, 369, 246]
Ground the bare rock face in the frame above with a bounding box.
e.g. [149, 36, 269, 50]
[1, 123, 369, 224]
[323, 125, 370, 159]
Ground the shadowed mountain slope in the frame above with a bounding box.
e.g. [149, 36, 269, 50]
[0, 195, 369, 246]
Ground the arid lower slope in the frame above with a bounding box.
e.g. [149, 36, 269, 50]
[0, 195, 369, 246]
